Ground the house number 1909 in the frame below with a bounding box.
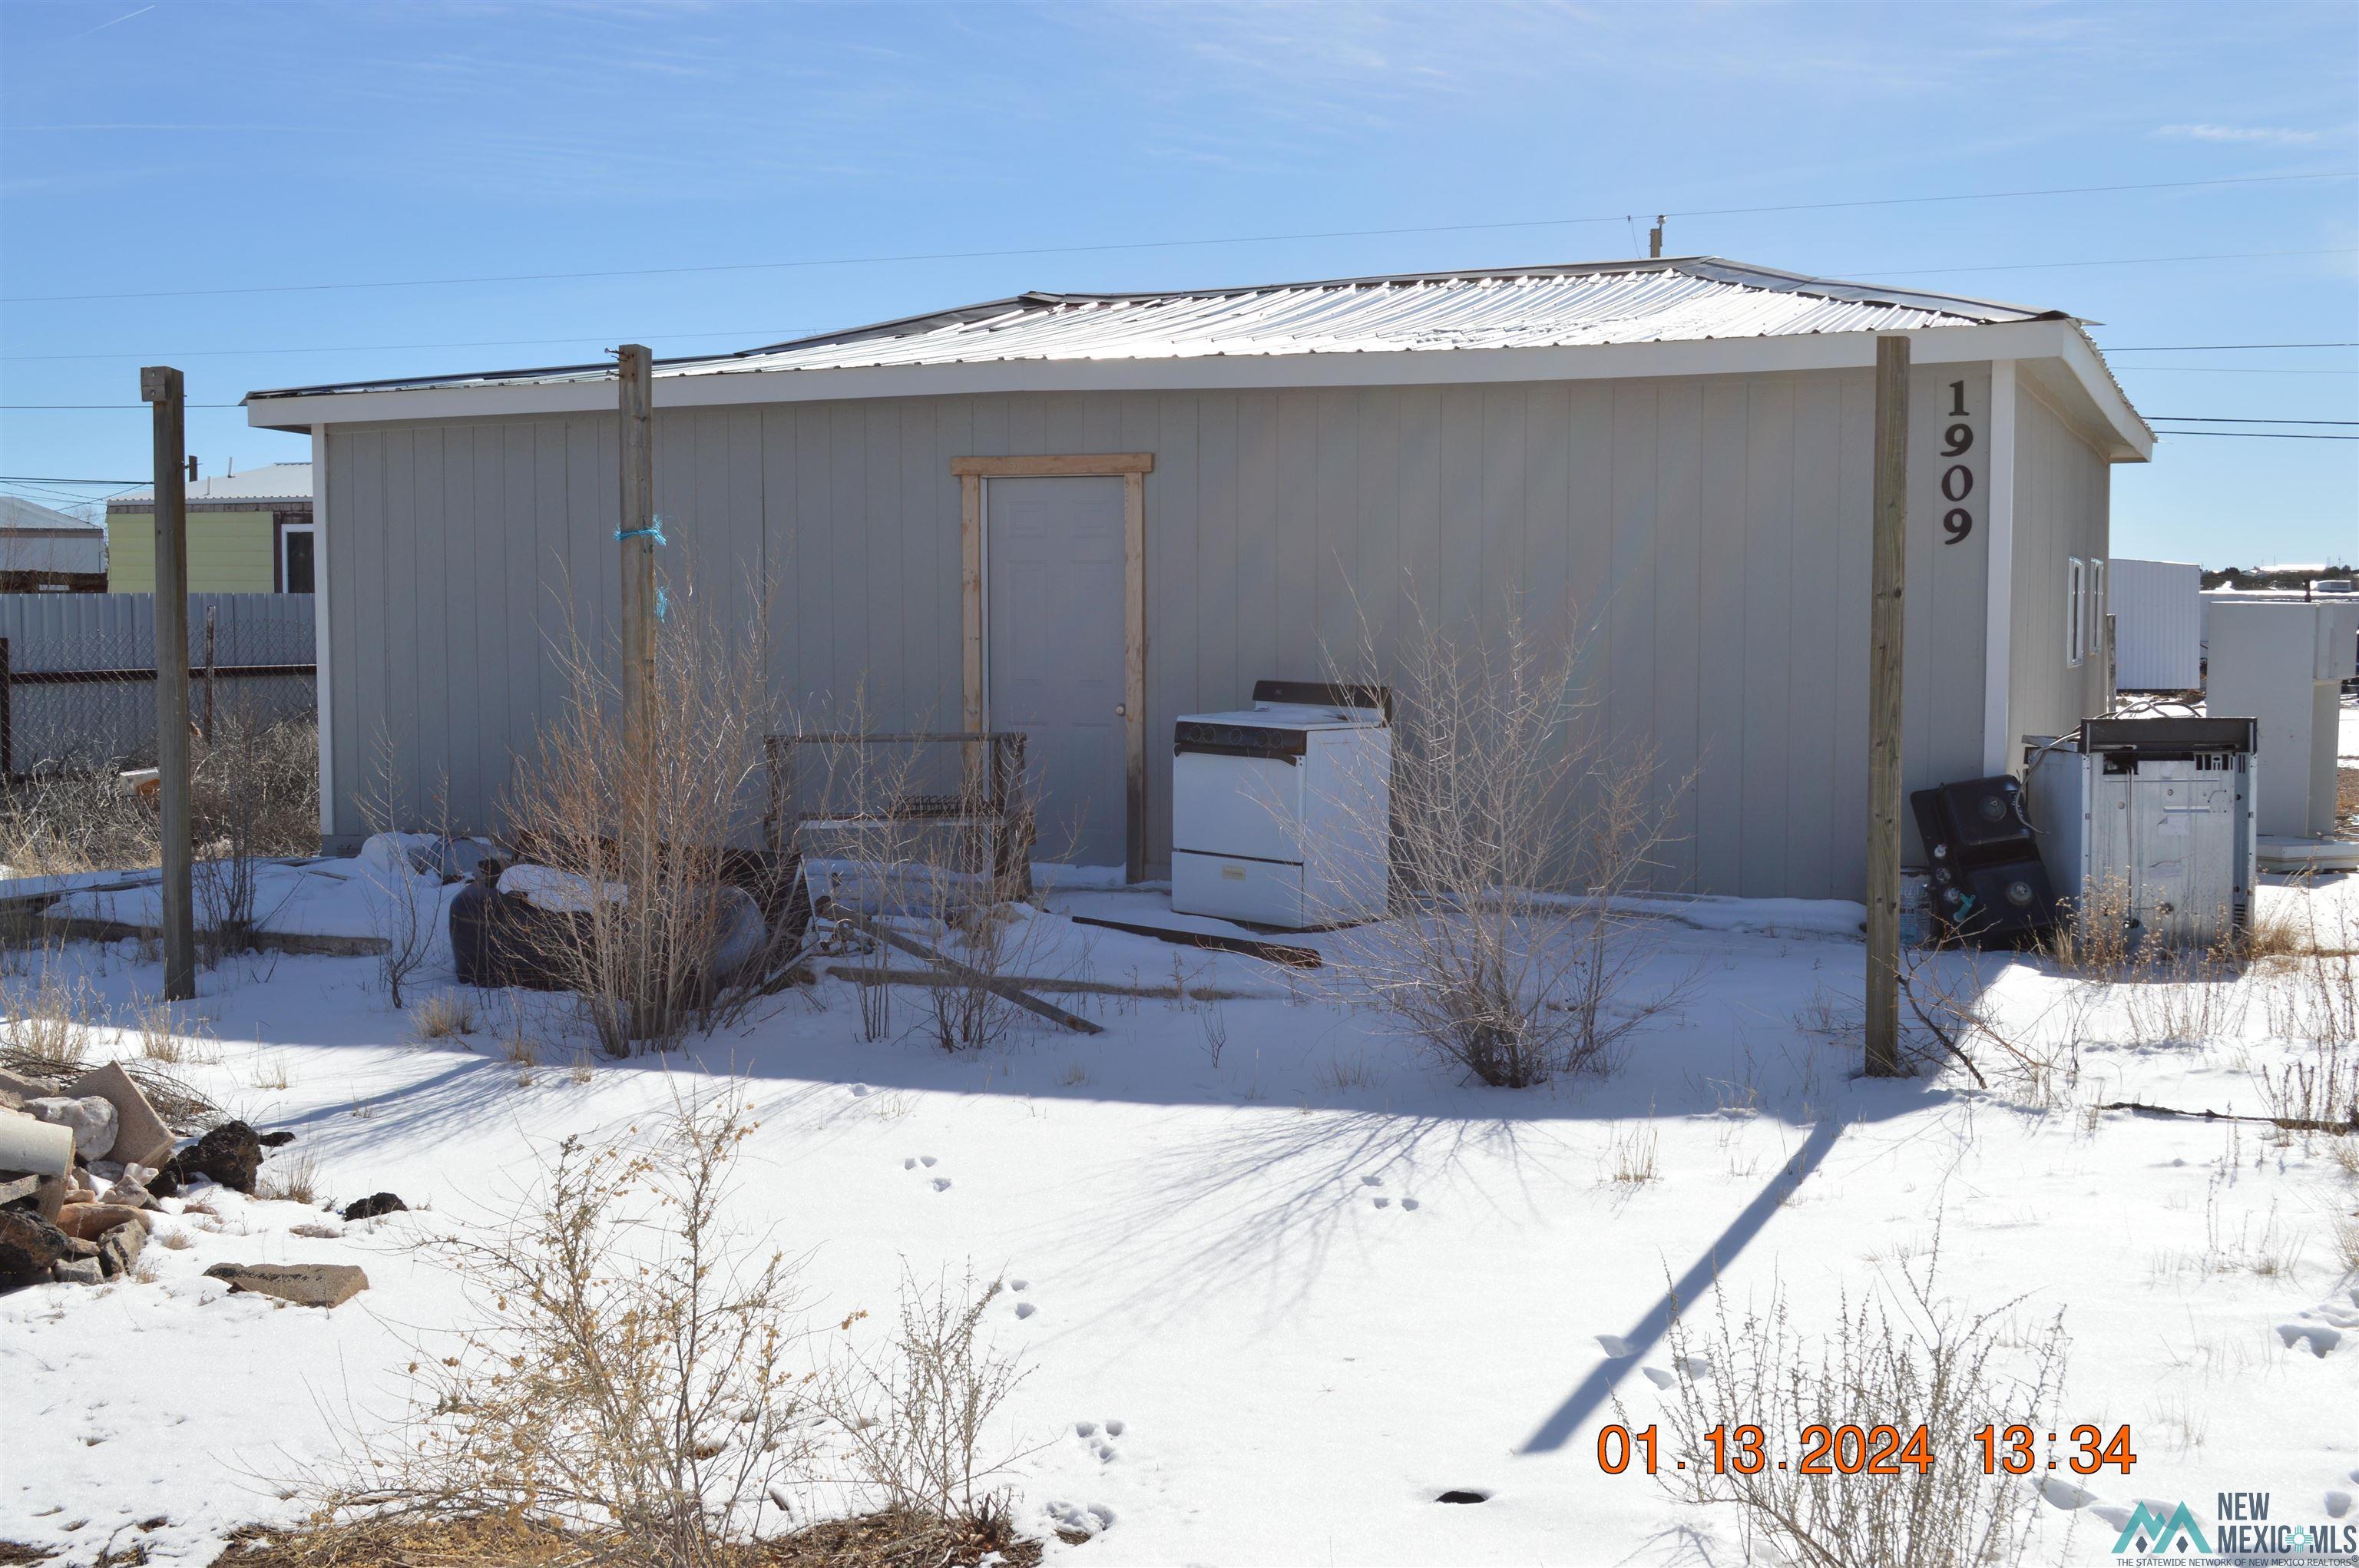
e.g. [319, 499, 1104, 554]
[1940, 380, 1974, 544]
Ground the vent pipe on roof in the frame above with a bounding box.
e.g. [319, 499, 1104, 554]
[1648, 216, 1665, 259]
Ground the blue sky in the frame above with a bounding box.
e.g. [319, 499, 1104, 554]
[2, 0, 2352, 564]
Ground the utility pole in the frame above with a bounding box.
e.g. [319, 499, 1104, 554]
[141, 366, 195, 1001]
[617, 344, 656, 753]
[1648, 216, 1665, 258]
[1864, 335, 1910, 1076]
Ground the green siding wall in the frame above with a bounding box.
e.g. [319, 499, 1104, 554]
[107, 510, 276, 593]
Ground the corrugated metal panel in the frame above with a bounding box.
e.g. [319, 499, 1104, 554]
[253, 257, 2063, 399]
[109, 461, 312, 505]
[2108, 557, 2202, 690]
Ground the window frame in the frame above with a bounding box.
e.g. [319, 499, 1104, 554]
[2066, 557, 2086, 667]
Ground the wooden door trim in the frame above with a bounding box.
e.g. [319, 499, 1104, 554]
[955, 455, 1154, 883]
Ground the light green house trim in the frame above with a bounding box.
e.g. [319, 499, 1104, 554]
[106, 509, 276, 593]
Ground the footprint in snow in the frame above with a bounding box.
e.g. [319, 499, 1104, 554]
[1104, 1419, 1125, 1436]
[849, 1084, 871, 1097]
[1010, 1279, 1029, 1292]
[1596, 1334, 1633, 1357]
[1076, 1421, 1096, 1437]
[902, 1157, 916, 1170]
[931, 1177, 952, 1193]
[919, 1155, 938, 1168]
[1401, 1198, 1420, 1211]
[1373, 1197, 1391, 1209]
[2280, 1322, 2341, 1357]
[1014, 1301, 1037, 1319]
[1641, 1366, 1677, 1390]
[2326, 1490, 2352, 1520]
[2091, 1498, 2180, 1533]
[1361, 1174, 1383, 1186]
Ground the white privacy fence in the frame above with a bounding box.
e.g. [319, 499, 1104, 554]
[0, 593, 316, 776]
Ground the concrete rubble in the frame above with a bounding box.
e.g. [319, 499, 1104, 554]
[0, 1059, 382, 1293]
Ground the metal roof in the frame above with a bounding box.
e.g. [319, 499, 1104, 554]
[0, 495, 102, 533]
[249, 257, 2072, 400]
[107, 461, 312, 506]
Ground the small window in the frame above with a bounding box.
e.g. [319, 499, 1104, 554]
[2066, 557, 2086, 666]
[280, 524, 315, 594]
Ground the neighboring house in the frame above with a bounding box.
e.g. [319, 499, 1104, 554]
[0, 495, 108, 590]
[246, 256, 2152, 896]
[105, 461, 313, 594]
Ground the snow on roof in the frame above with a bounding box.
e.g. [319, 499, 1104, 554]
[109, 461, 311, 505]
[249, 256, 2070, 399]
[0, 495, 102, 532]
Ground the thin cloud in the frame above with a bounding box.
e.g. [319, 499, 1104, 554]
[2157, 122, 2320, 144]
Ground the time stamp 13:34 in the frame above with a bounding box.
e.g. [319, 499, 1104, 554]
[1594, 1423, 2139, 1477]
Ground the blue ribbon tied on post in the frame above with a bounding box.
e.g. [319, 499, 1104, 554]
[615, 514, 672, 620]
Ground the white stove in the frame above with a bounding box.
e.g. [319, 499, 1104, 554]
[1170, 680, 1391, 928]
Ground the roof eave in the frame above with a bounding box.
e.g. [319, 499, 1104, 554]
[249, 319, 2149, 458]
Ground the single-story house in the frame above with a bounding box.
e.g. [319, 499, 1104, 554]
[0, 495, 108, 590]
[246, 256, 2152, 897]
[106, 462, 313, 595]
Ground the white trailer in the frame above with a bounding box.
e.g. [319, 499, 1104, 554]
[2107, 557, 2202, 691]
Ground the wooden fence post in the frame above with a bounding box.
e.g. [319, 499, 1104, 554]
[1865, 335, 1911, 1077]
[141, 365, 195, 1001]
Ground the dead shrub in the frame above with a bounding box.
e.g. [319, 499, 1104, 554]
[0, 771, 160, 875]
[299, 1093, 816, 1568]
[817, 1268, 1032, 1535]
[1639, 1242, 2069, 1568]
[190, 710, 319, 965]
[1320, 600, 1696, 1088]
[501, 578, 796, 1057]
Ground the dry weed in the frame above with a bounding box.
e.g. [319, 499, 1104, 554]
[1641, 1237, 2067, 1568]
[0, 958, 98, 1074]
[1318, 598, 1696, 1088]
[296, 1093, 818, 1568]
[502, 575, 796, 1057]
[257, 1153, 321, 1206]
[409, 991, 476, 1043]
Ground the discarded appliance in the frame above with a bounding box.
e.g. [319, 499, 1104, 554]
[2106, 558, 2202, 692]
[1909, 775, 2058, 945]
[2202, 594, 2359, 868]
[2022, 716, 2256, 949]
[1170, 681, 1391, 929]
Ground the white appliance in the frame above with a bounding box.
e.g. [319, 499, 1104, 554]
[1170, 680, 1391, 929]
[2023, 717, 2256, 949]
[2202, 594, 2359, 842]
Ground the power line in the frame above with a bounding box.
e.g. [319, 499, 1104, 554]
[1, 328, 822, 363]
[2156, 429, 2358, 440]
[5, 169, 2350, 306]
[1, 403, 241, 410]
[0, 474, 147, 484]
[2148, 416, 2359, 425]
[2103, 342, 2357, 352]
[1854, 246, 2354, 280]
[2115, 365, 2358, 374]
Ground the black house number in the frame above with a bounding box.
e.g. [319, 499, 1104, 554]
[1940, 379, 1974, 544]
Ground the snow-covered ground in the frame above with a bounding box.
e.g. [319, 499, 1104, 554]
[5, 874, 2357, 1565]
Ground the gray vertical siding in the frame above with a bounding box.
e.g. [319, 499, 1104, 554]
[323, 362, 2036, 898]
[2006, 381, 2113, 763]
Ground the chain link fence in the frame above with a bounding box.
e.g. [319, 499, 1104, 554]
[0, 594, 318, 876]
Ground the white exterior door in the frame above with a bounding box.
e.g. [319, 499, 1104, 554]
[987, 477, 1127, 869]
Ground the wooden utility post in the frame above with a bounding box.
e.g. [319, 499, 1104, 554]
[1864, 335, 1911, 1076]
[140, 366, 196, 1001]
[1648, 216, 1665, 258]
[617, 344, 657, 752]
